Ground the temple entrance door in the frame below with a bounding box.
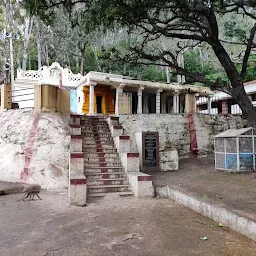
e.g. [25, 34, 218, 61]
[96, 95, 103, 113]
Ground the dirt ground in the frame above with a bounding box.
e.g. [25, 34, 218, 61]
[0, 191, 256, 256]
[153, 155, 256, 221]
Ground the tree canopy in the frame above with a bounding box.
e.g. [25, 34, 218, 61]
[15, 1, 256, 125]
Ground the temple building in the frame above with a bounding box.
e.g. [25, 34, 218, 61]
[2, 62, 212, 113]
[75, 71, 212, 115]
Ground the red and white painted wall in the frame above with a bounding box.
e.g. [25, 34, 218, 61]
[0, 109, 70, 189]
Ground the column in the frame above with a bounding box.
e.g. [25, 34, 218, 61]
[173, 94, 177, 113]
[156, 89, 162, 114]
[89, 84, 95, 115]
[115, 84, 124, 115]
[207, 97, 212, 115]
[161, 94, 166, 114]
[185, 93, 196, 114]
[222, 100, 228, 115]
[137, 87, 144, 114]
[143, 95, 149, 113]
[176, 94, 180, 113]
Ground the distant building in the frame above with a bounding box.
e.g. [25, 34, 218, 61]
[197, 80, 256, 115]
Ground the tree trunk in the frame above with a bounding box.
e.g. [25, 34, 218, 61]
[37, 40, 42, 69]
[211, 40, 256, 127]
[80, 48, 85, 75]
[45, 44, 49, 66]
[229, 85, 256, 127]
[22, 17, 33, 70]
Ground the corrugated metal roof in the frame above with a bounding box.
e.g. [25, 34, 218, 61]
[214, 127, 255, 138]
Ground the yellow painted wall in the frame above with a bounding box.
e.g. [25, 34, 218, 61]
[82, 86, 115, 114]
[34, 84, 70, 114]
[1, 84, 12, 109]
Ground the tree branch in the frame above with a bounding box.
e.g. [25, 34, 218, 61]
[241, 22, 256, 79]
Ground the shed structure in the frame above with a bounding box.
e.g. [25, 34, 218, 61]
[214, 127, 256, 172]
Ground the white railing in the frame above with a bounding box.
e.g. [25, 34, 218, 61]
[17, 69, 43, 80]
[16, 62, 84, 88]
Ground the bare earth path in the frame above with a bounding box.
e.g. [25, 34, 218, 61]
[0, 191, 256, 256]
[153, 155, 256, 221]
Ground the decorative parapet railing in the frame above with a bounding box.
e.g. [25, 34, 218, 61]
[17, 69, 43, 80]
[16, 62, 84, 88]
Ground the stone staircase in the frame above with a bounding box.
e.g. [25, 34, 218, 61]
[81, 116, 133, 201]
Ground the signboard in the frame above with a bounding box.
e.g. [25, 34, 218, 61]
[142, 132, 160, 172]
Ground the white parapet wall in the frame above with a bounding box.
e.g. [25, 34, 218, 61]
[69, 175, 87, 206]
[127, 172, 154, 198]
[110, 125, 124, 137]
[113, 136, 131, 153]
[70, 135, 82, 152]
[69, 153, 84, 176]
[70, 124, 81, 135]
[120, 153, 140, 172]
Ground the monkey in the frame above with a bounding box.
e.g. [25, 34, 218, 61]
[18, 184, 42, 201]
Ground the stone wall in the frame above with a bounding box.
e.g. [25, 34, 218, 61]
[0, 109, 70, 189]
[119, 114, 247, 157]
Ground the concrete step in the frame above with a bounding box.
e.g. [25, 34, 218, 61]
[87, 184, 131, 193]
[84, 162, 122, 167]
[82, 130, 111, 134]
[83, 140, 114, 145]
[84, 166, 124, 173]
[81, 118, 107, 122]
[81, 121, 108, 126]
[83, 144, 115, 149]
[87, 191, 133, 201]
[84, 158, 121, 163]
[83, 148, 117, 153]
[82, 125, 109, 129]
[84, 153, 119, 158]
[87, 178, 129, 186]
[82, 133, 112, 138]
[84, 172, 127, 179]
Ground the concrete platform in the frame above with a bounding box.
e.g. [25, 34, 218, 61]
[0, 181, 25, 195]
[0, 191, 256, 255]
[153, 155, 256, 241]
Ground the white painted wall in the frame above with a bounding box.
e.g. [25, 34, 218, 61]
[0, 109, 70, 189]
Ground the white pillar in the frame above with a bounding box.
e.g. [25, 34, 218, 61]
[115, 84, 124, 115]
[143, 95, 149, 114]
[207, 97, 212, 115]
[176, 94, 179, 113]
[137, 87, 144, 114]
[89, 84, 95, 115]
[156, 89, 162, 114]
[161, 94, 166, 114]
[173, 94, 177, 113]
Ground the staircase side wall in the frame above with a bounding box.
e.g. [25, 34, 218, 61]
[119, 114, 247, 157]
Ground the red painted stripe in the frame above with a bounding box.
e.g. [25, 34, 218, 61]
[20, 112, 41, 181]
[70, 114, 82, 118]
[70, 179, 86, 185]
[113, 125, 123, 129]
[110, 117, 119, 120]
[71, 135, 82, 139]
[71, 153, 84, 158]
[102, 174, 110, 179]
[120, 136, 130, 140]
[127, 153, 139, 158]
[138, 176, 152, 181]
[221, 100, 228, 115]
[187, 114, 199, 156]
[70, 124, 81, 128]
